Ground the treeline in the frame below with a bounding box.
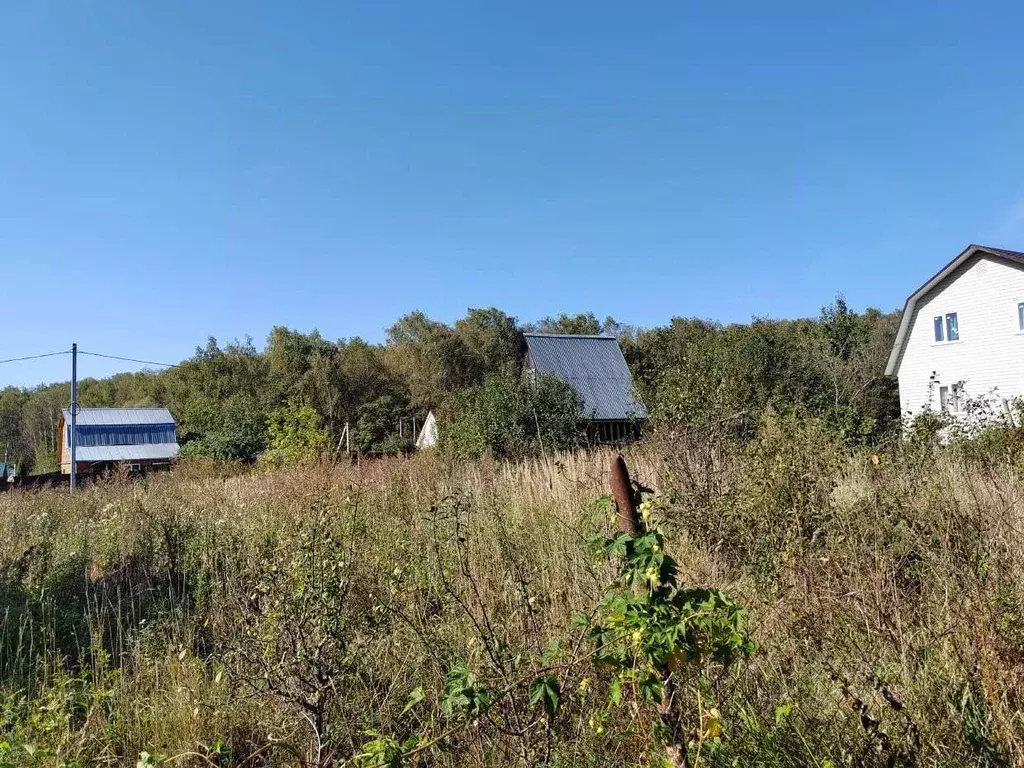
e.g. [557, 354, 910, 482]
[0, 299, 900, 473]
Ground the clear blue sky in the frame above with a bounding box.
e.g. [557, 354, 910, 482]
[3, 1, 1024, 387]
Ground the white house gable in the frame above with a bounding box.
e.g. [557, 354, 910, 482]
[893, 251, 1024, 417]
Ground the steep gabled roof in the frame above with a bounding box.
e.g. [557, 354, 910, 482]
[886, 244, 1024, 376]
[523, 333, 647, 421]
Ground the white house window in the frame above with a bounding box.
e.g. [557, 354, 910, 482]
[933, 313, 959, 342]
[945, 312, 959, 341]
[1018, 302, 1024, 331]
[939, 383, 963, 414]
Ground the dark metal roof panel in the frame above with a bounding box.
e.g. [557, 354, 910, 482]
[975, 244, 1024, 263]
[523, 333, 647, 421]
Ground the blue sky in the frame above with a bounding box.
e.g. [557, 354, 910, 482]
[3, 1, 1024, 387]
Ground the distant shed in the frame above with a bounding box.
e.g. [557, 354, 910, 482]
[523, 333, 647, 443]
[58, 407, 180, 475]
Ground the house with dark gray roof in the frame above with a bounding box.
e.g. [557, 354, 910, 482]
[523, 333, 647, 443]
[887, 244, 1024, 421]
[58, 407, 179, 475]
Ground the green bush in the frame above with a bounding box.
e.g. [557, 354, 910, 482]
[265, 400, 330, 462]
[438, 374, 582, 459]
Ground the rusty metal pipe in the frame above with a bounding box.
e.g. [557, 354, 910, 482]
[610, 455, 642, 535]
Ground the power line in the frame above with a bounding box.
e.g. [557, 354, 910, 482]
[78, 350, 179, 368]
[0, 350, 70, 365]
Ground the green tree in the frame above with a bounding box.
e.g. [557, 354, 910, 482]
[631, 302, 900, 443]
[168, 338, 272, 460]
[384, 312, 474, 408]
[440, 375, 528, 459]
[439, 374, 582, 459]
[0, 387, 29, 471]
[334, 338, 399, 426]
[21, 383, 69, 473]
[267, 401, 330, 461]
[528, 374, 584, 452]
[79, 371, 166, 408]
[354, 395, 413, 453]
[454, 308, 524, 379]
[526, 312, 603, 336]
[265, 327, 335, 402]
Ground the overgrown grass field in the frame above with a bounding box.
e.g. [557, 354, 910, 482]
[1, 417, 1022, 766]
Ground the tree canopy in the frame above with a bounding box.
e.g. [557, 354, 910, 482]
[0, 298, 901, 472]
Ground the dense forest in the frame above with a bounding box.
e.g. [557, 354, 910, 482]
[0, 298, 900, 473]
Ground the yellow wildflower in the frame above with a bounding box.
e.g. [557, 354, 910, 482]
[700, 708, 723, 740]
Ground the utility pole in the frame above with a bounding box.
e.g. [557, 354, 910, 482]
[336, 422, 352, 455]
[70, 343, 77, 494]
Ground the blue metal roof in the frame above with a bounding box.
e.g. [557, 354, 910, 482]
[61, 408, 179, 463]
[62, 407, 176, 426]
[524, 334, 647, 421]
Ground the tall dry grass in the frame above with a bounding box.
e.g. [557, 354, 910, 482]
[0, 421, 1022, 766]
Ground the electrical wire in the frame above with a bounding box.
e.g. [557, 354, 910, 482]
[78, 351, 179, 368]
[0, 350, 70, 365]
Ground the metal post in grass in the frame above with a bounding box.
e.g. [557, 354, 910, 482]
[609, 454, 691, 768]
[610, 454, 641, 535]
[70, 343, 78, 494]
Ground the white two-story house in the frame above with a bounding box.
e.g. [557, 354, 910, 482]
[886, 244, 1024, 420]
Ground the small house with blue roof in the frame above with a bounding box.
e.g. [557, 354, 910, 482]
[57, 407, 179, 475]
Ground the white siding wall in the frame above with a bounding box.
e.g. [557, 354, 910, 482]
[895, 255, 1024, 416]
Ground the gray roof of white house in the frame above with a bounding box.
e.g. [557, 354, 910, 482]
[524, 333, 647, 421]
[886, 244, 1024, 375]
[62, 407, 176, 426]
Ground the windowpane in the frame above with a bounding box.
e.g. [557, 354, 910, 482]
[934, 316, 944, 342]
[1018, 303, 1024, 331]
[951, 383, 963, 414]
[946, 312, 959, 341]
[939, 385, 949, 413]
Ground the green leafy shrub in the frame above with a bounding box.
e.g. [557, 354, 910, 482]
[439, 373, 582, 459]
[265, 400, 330, 462]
